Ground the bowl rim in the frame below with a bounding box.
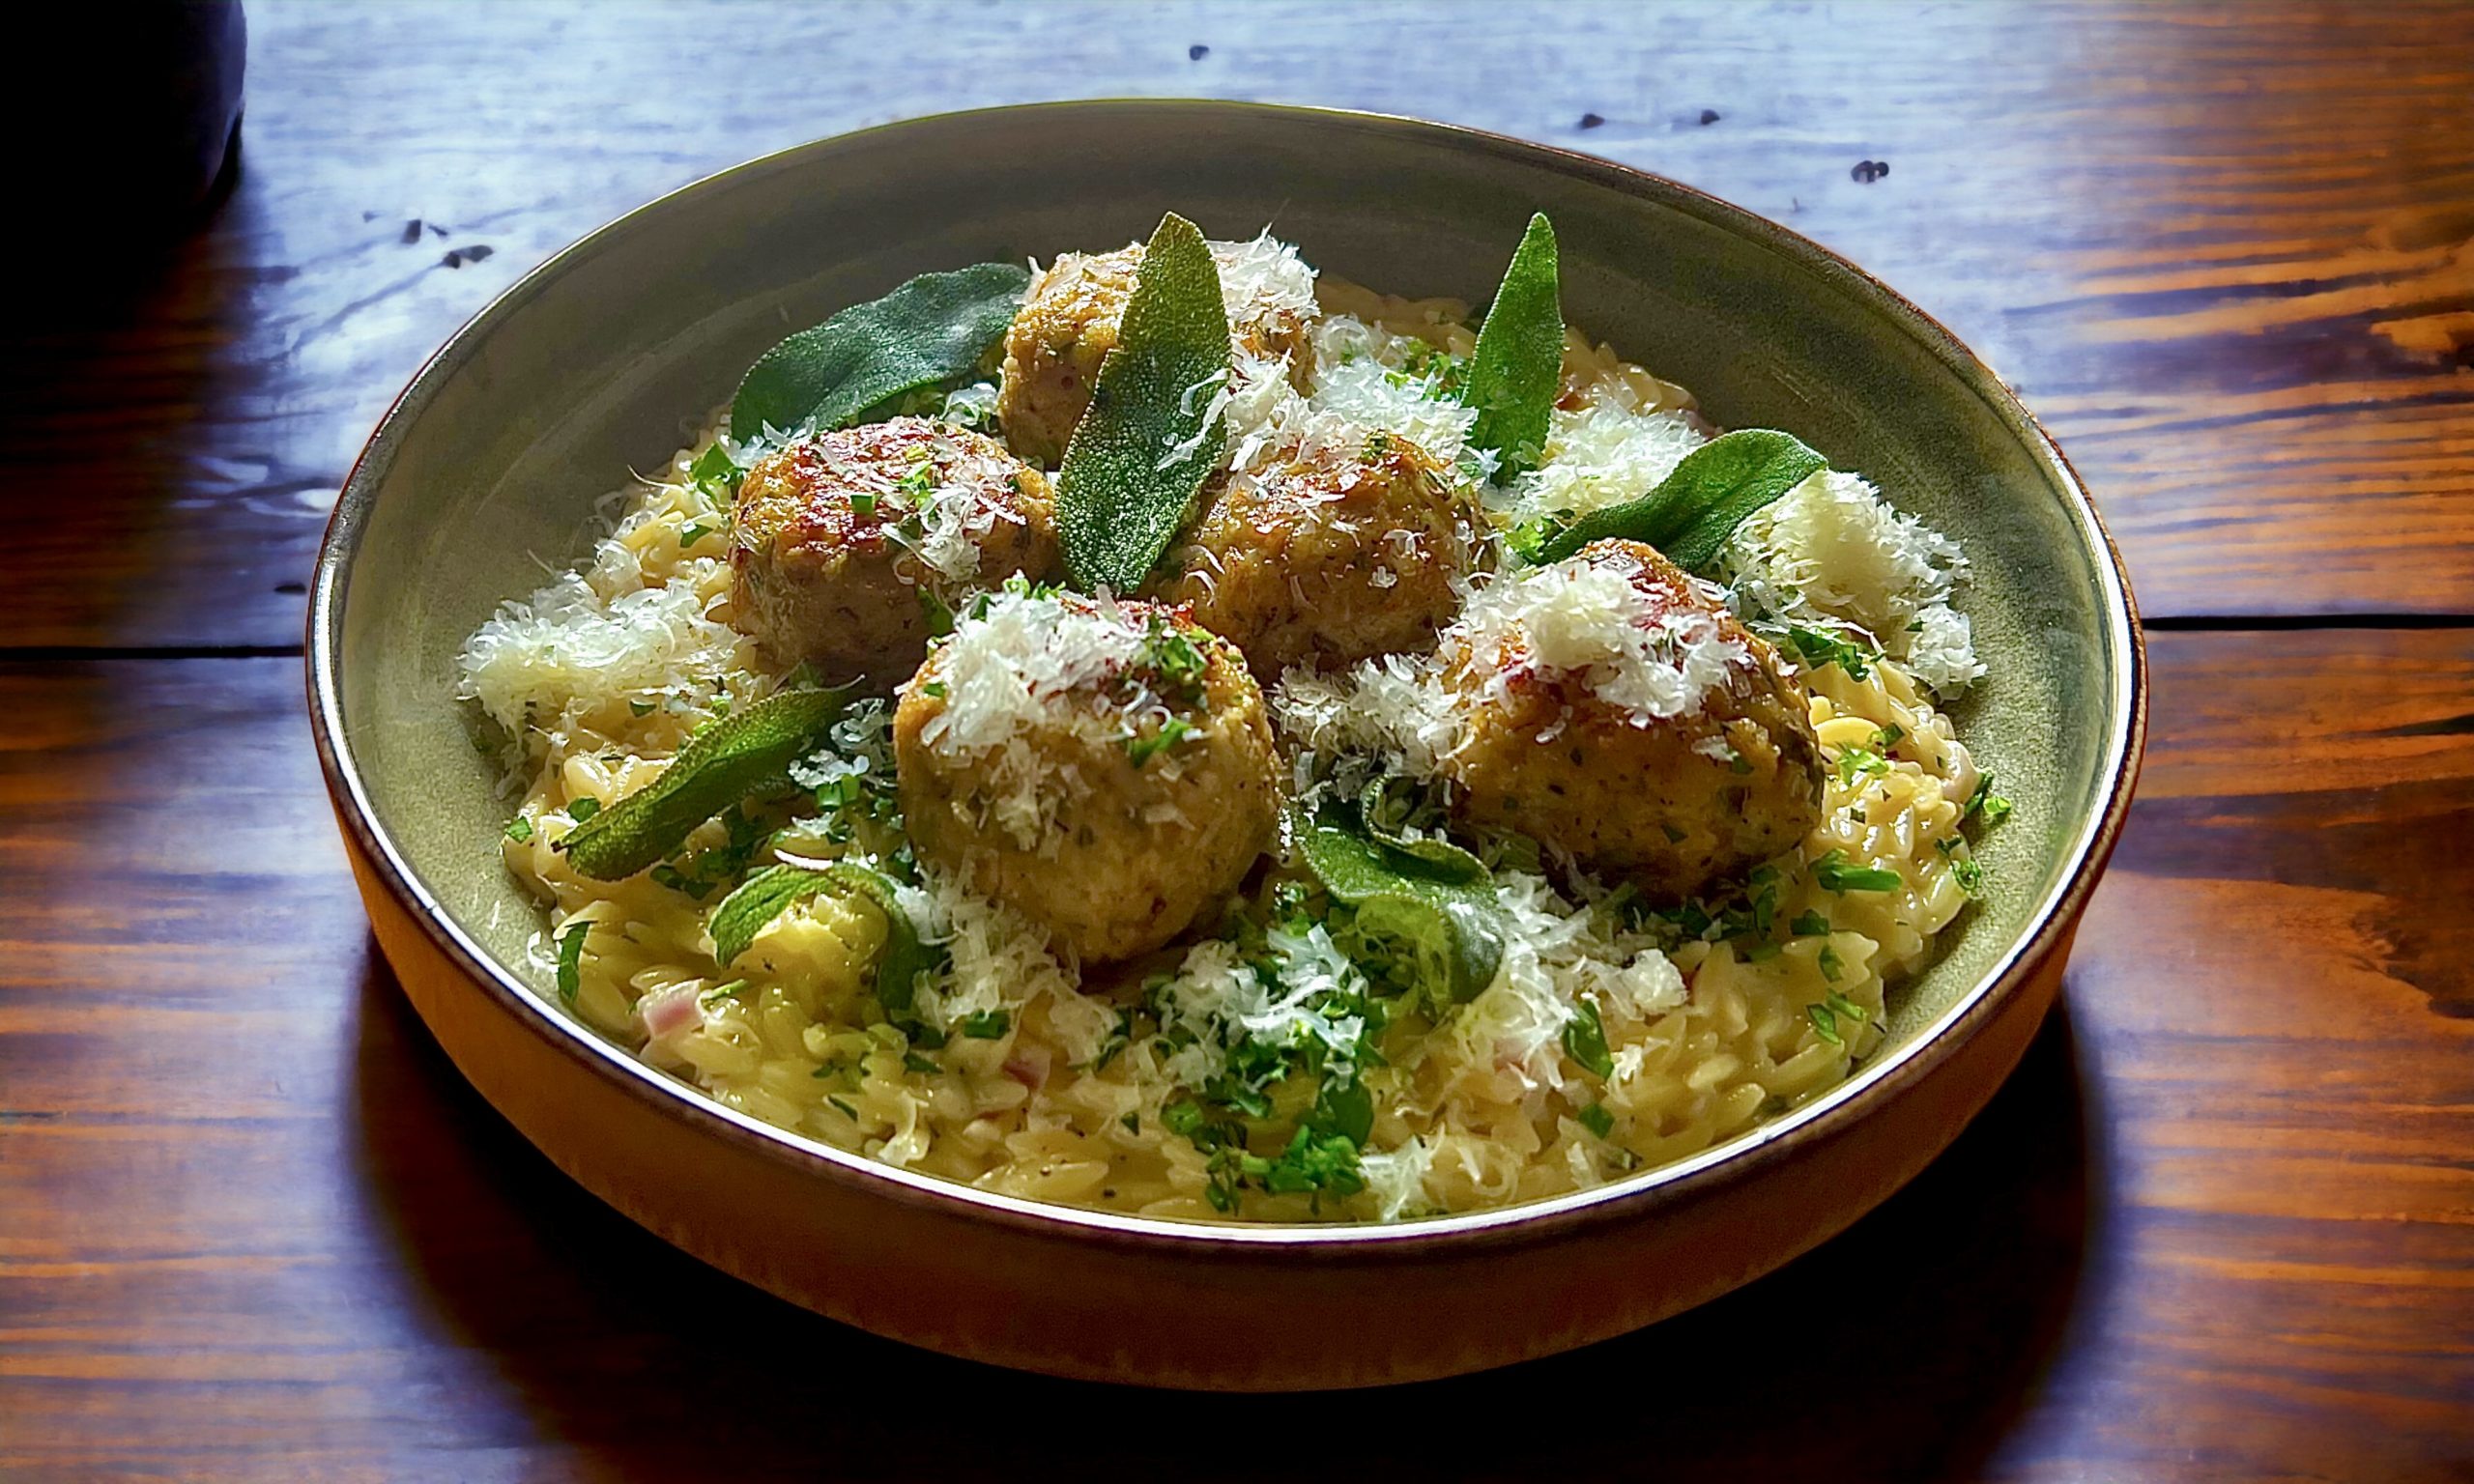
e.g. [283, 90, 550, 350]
[308, 98, 2145, 1257]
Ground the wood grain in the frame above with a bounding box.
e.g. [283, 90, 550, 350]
[0, 0, 2465, 651]
[3, 634, 2467, 1480]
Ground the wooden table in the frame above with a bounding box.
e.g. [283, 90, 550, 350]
[4, 3, 2468, 1476]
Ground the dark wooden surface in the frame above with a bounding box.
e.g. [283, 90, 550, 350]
[2, 3, 2469, 1478]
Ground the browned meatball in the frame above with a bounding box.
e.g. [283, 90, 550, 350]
[894, 591, 1280, 962]
[1440, 539, 1823, 899]
[995, 241, 1314, 468]
[729, 417, 1058, 685]
[1148, 430, 1485, 677]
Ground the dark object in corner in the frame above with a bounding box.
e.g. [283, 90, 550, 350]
[1700, 108, 1722, 126]
[23, 2, 246, 245]
[1189, 43, 1208, 60]
[1852, 158, 1890, 184]
[1580, 112, 1606, 129]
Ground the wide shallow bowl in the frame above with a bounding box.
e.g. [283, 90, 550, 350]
[309, 100, 2143, 1391]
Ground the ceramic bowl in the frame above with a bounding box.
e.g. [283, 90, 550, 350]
[308, 100, 2143, 1390]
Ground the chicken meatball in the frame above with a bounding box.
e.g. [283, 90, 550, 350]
[1149, 429, 1485, 677]
[730, 417, 1058, 685]
[894, 589, 1280, 962]
[1439, 539, 1823, 899]
[995, 238, 1316, 468]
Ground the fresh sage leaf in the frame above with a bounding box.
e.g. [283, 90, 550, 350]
[1512, 428, 1827, 570]
[560, 688, 849, 880]
[707, 861, 943, 1015]
[728, 262, 1032, 442]
[708, 864, 838, 967]
[1057, 212, 1231, 592]
[1461, 213, 1564, 481]
[1295, 803, 1505, 1004]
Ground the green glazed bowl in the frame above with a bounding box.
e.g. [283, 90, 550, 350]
[309, 101, 2143, 1390]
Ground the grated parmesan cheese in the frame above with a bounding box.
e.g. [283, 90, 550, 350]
[1721, 470, 1986, 691]
[1450, 559, 1749, 727]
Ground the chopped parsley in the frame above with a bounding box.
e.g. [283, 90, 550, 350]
[565, 796, 602, 823]
[1790, 909, 1831, 937]
[1818, 944, 1846, 983]
[1965, 774, 2015, 828]
[903, 1051, 940, 1075]
[958, 1010, 1012, 1040]
[701, 979, 750, 1006]
[688, 442, 743, 508]
[1126, 715, 1194, 767]
[1782, 625, 1873, 681]
[1563, 999, 1617, 1079]
[849, 489, 878, 521]
[679, 521, 715, 547]
[1812, 850, 1902, 894]
[1576, 1103, 1617, 1139]
[1835, 746, 1889, 786]
[1806, 988, 1868, 1047]
[1953, 858, 1986, 896]
[554, 921, 590, 1007]
[503, 814, 534, 844]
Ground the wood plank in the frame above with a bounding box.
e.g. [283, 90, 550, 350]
[1, 633, 2467, 1477]
[0, 0, 2465, 650]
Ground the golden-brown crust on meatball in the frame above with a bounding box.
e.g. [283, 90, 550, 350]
[1149, 430, 1485, 677]
[729, 417, 1057, 685]
[994, 243, 1314, 469]
[1442, 540, 1824, 899]
[893, 598, 1280, 963]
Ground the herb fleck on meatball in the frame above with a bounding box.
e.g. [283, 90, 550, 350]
[1440, 539, 1823, 898]
[894, 589, 1279, 962]
[730, 417, 1058, 685]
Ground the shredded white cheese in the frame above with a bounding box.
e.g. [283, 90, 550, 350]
[1450, 559, 1749, 727]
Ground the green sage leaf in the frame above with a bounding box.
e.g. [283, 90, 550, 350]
[1511, 428, 1827, 570]
[729, 262, 1032, 442]
[1563, 999, 1615, 1078]
[1295, 804, 1505, 1005]
[560, 688, 849, 880]
[707, 861, 943, 1016]
[1461, 213, 1564, 480]
[554, 921, 589, 1008]
[1057, 213, 1231, 591]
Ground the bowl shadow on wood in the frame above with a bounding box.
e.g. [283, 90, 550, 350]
[347, 944, 2102, 1477]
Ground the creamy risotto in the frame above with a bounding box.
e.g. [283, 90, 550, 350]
[456, 216, 2006, 1223]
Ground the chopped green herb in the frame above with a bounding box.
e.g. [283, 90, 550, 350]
[701, 979, 749, 1006]
[849, 489, 877, 521]
[628, 699, 656, 717]
[566, 796, 602, 823]
[1120, 1112, 1140, 1134]
[1563, 999, 1617, 1079]
[1965, 774, 2016, 828]
[688, 442, 744, 505]
[1057, 213, 1232, 592]
[1782, 625, 1873, 681]
[903, 1051, 940, 1075]
[1836, 746, 1889, 786]
[503, 814, 534, 844]
[1954, 857, 1986, 896]
[1461, 213, 1563, 480]
[1790, 909, 1831, 937]
[920, 680, 947, 699]
[825, 1095, 860, 1120]
[729, 262, 1032, 442]
[1510, 428, 1828, 572]
[1807, 1001, 1843, 1046]
[554, 921, 589, 1007]
[918, 587, 955, 638]
[1873, 724, 1906, 751]
[959, 1010, 1011, 1040]
[1812, 850, 1903, 894]
[679, 522, 714, 546]
[1576, 1102, 1617, 1139]
[1296, 801, 1505, 1006]
[1126, 715, 1194, 766]
[1818, 944, 1845, 982]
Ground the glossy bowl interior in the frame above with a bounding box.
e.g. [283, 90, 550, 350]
[311, 101, 2141, 1387]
